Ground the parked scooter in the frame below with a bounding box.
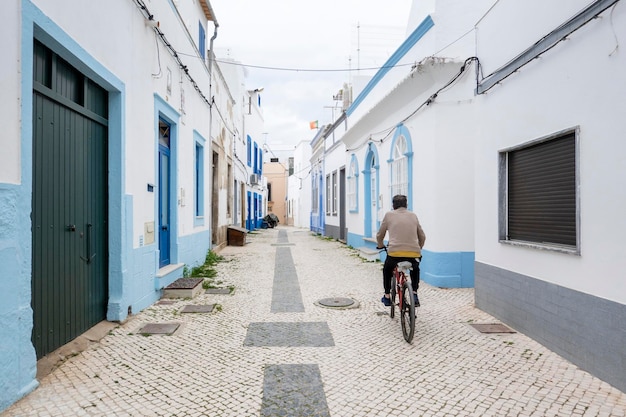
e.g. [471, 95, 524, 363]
[263, 213, 279, 228]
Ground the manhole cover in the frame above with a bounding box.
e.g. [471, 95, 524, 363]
[138, 323, 180, 335]
[206, 288, 231, 294]
[181, 304, 215, 313]
[470, 323, 516, 334]
[316, 297, 358, 309]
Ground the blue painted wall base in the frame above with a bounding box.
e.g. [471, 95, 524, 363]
[420, 250, 474, 288]
[346, 233, 474, 288]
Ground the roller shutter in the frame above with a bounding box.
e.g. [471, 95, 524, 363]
[507, 133, 576, 247]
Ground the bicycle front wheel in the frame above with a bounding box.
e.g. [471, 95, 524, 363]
[400, 283, 415, 343]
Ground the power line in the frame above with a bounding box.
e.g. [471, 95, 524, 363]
[346, 57, 482, 152]
[212, 58, 416, 73]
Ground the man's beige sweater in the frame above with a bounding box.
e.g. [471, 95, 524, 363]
[376, 207, 426, 257]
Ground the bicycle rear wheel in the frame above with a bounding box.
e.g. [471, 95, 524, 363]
[400, 282, 415, 343]
[389, 283, 396, 318]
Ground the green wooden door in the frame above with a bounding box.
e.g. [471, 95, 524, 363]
[31, 41, 109, 359]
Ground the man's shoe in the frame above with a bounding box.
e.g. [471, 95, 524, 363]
[381, 296, 391, 307]
[413, 293, 420, 307]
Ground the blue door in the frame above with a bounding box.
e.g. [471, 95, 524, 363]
[158, 119, 171, 267]
[246, 191, 252, 230]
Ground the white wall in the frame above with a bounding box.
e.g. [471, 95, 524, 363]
[475, 0, 626, 303]
[406, 0, 435, 36]
[0, 5, 21, 184]
[476, 0, 593, 75]
[2, 0, 215, 410]
[323, 139, 347, 230]
[431, 0, 497, 59]
[30, 0, 212, 247]
[344, 59, 477, 251]
[218, 59, 249, 226]
[289, 140, 312, 228]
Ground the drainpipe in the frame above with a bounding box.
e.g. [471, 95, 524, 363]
[208, 22, 218, 137]
[208, 23, 219, 86]
[208, 18, 218, 247]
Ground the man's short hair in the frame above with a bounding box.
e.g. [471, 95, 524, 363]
[392, 194, 407, 210]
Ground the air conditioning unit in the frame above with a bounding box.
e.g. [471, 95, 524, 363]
[250, 174, 259, 185]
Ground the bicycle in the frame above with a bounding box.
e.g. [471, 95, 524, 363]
[379, 247, 416, 343]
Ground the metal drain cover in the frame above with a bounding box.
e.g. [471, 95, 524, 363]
[470, 323, 516, 334]
[137, 323, 180, 335]
[206, 288, 231, 294]
[181, 304, 215, 313]
[317, 297, 356, 308]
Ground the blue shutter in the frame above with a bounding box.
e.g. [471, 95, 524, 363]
[198, 22, 206, 60]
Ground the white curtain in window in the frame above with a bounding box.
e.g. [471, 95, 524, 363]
[391, 136, 408, 197]
[348, 160, 357, 211]
[326, 175, 331, 215]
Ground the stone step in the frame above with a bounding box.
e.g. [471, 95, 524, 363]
[357, 246, 380, 262]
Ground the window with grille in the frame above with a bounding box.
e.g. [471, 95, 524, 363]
[227, 163, 232, 216]
[390, 135, 409, 198]
[325, 174, 331, 215]
[311, 172, 319, 213]
[332, 171, 337, 215]
[499, 129, 578, 252]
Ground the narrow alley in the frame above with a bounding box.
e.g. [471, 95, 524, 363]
[3, 227, 625, 416]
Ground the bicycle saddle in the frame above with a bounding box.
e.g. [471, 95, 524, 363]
[397, 261, 413, 270]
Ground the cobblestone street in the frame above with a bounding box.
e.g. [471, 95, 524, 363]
[3, 227, 625, 416]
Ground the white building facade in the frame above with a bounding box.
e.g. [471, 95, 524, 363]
[0, 0, 219, 410]
[217, 60, 267, 231]
[243, 89, 267, 230]
[473, 0, 626, 392]
[320, 116, 349, 242]
[340, 0, 494, 287]
[336, 0, 626, 393]
[287, 140, 312, 228]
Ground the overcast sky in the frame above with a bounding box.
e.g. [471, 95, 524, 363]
[210, 0, 412, 156]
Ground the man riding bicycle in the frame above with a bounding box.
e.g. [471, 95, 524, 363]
[376, 194, 426, 307]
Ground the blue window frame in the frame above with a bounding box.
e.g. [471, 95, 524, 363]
[254, 142, 259, 173]
[194, 131, 206, 226]
[195, 144, 203, 216]
[363, 143, 380, 238]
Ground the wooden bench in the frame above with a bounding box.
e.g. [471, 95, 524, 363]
[227, 225, 248, 246]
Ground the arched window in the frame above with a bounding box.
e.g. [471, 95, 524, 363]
[390, 135, 408, 197]
[363, 144, 380, 237]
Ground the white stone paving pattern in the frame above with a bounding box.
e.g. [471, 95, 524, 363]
[2, 227, 625, 416]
